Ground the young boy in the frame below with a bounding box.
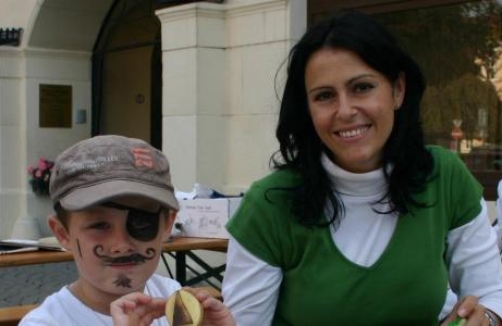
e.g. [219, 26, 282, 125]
[20, 135, 234, 326]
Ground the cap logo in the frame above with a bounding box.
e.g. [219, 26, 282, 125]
[132, 147, 153, 168]
[63, 155, 119, 176]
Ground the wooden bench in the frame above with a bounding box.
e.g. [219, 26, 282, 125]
[0, 304, 37, 326]
[0, 287, 221, 325]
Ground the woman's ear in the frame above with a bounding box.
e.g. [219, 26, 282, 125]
[393, 72, 406, 109]
[47, 215, 72, 251]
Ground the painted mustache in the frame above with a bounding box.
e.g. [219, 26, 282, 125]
[93, 245, 156, 265]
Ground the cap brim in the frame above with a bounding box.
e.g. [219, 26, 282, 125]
[58, 179, 179, 211]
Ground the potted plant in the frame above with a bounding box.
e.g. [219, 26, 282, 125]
[27, 158, 54, 196]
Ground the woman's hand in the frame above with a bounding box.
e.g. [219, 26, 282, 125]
[440, 295, 500, 325]
[110, 292, 166, 326]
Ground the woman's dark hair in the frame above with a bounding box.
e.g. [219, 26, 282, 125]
[271, 9, 433, 227]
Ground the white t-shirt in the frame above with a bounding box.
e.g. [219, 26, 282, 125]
[495, 179, 502, 250]
[19, 274, 181, 326]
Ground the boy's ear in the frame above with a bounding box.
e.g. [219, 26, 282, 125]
[47, 215, 72, 251]
[161, 210, 177, 241]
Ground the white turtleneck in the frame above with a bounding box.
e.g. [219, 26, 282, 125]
[222, 155, 502, 325]
[321, 153, 397, 266]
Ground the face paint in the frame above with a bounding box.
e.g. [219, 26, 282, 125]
[101, 202, 161, 242]
[93, 245, 156, 264]
[126, 209, 160, 241]
[114, 274, 132, 288]
[76, 239, 83, 258]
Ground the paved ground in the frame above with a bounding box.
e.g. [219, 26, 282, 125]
[0, 262, 78, 307]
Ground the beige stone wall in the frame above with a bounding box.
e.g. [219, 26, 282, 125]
[0, 0, 42, 239]
[157, 0, 307, 194]
[21, 49, 92, 237]
[0, 0, 96, 238]
[0, 0, 307, 239]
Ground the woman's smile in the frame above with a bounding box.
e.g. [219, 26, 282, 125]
[335, 125, 371, 139]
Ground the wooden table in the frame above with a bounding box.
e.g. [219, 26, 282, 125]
[162, 237, 228, 289]
[0, 237, 229, 287]
[163, 237, 227, 252]
[0, 249, 72, 267]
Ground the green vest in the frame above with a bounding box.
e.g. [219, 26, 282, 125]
[227, 146, 482, 326]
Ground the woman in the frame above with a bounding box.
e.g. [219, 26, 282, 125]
[222, 9, 502, 326]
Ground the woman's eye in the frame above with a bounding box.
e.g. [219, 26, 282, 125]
[353, 83, 374, 93]
[314, 91, 334, 102]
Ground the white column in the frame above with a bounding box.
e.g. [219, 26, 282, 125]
[0, 50, 30, 239]
[157, 0, 306, 194]
[157, 3, 226, 192]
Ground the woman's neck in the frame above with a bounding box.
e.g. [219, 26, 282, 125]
[321, 153, 388, 197]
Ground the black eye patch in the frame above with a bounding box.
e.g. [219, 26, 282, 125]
[101, 202, 161, 242]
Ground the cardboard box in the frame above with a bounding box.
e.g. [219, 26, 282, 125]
[174, 197, 243, 239]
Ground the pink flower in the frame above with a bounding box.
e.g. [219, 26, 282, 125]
[28, 157, 54, 196]
[38, 158, 48, 171]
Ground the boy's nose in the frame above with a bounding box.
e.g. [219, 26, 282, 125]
[110, 229, 135, 254]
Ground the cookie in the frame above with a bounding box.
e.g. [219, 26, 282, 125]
[165, 289, 203, 326]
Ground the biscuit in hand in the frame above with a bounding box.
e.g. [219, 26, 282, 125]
[165, 289, 203, 326]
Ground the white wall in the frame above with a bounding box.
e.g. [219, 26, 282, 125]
[0, 50, 26, 239]
[0, 0, 97, 238]
[18, 48, 92, 237]
[0, 0, 43, 239]
[157, 0, 307, 195]
[0, 0, 307, 239]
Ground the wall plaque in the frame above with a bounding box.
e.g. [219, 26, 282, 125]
[39, 84, 72, 128]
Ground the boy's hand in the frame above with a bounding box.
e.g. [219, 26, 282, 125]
[182, 287, 236, 326]
[110, 288, 235, 326]
[110, 292, 166, 326]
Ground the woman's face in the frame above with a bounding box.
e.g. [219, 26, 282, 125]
[305, 48, 405, 173]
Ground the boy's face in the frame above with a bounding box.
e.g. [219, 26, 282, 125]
[49, 197, 175, 297]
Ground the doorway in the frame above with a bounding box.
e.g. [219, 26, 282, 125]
[92, 0, 164, 148]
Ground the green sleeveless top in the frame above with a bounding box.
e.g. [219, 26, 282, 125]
[227, 146, 483, 326]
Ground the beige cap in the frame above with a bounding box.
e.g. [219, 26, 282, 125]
[49, 135, 179, 211]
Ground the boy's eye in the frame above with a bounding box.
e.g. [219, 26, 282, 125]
[126, 210, 160, 242]
[128, 215, 154, 230]
[89, 222, 110, 230]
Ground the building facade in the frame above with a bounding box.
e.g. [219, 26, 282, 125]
[0, 0, 500, 239]
[0, 0, 305, 239]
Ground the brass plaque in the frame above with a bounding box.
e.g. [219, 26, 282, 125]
[39, 84, 72, 128]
